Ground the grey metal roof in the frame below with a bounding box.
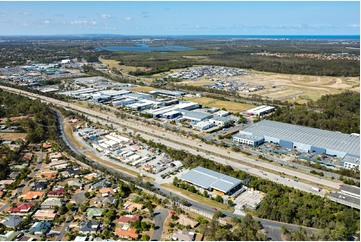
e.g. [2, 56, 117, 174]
[233, 133, 264, 142]
[181, 166, 242, 193]
[343, 155, 360, 165]
[181, 111, 213, 121]
[243, 120, 360, 157]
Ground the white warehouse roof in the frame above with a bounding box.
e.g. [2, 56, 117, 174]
[181, 166, 242, 193]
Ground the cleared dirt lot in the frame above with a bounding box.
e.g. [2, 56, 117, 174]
[99, 57, 149, 73]
[183, 96, 255, 113]
[0, 132, 26, 140]
[178, 69, 360, 103]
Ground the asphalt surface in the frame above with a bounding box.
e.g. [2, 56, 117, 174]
[3, 86, 344, 193]
[0, 202, 10, 212]
[151, 209, 169, 241]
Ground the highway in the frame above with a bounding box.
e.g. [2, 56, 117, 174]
[1, 85, 359, 209]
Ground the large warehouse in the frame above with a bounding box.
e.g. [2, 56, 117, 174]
[181, 166, 243, 195]
[235, 120, 360, 158]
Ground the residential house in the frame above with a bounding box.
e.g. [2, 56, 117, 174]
[48, 152, 62, 159]
[79, 221, 101, 234]
[33, 209, 57, 221]
[177, 214, 199, 228]
[99, 187, 114, 197]
[0, 231, 20, 241]
[21, 191, 45, 200]
[1, 215, 24, 228]
[30, 181, 48, 191]
[93, 196, 118, 207]
[0, 180, 15, 186]
[74, 236, 87, 242]
[115, 228, 139, 240]
[23, 153, 33, 161]
[29, 221, 52, 235]
[123, 201, 143, 212]
[8, 203, 35, 213]
[118, 215, 140, 226]
[87, 208, 104, 218]
[91, 179, 110, 190]
[72, 191, 86, 205]
[37, 170, 58, 180]
[48, 161, 69, 171]
[41, 198, 62, 209]
[42, 142, 52, 149]
[48, 187, 65, 197]
[63, 167, 81, 177]
[83, 172, 99, 181]
[68, 178, 82, 188]
[172, 230, 196, 241]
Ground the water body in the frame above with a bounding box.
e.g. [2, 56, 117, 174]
[161, 35, 360, 40]
[96, 43, 195, 52]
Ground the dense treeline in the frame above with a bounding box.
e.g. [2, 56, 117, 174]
[0, 89, 60, 144]
[269, 91, 360, 133]
[141, 139, 360, 240]
[199, 214, 268, 241]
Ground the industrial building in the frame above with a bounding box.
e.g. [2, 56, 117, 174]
[235, 120, 360, 159]
[181, 111, 213, 123]
[123, 92, 153, 100]
[246, 106, 275, 117]
[149, 89, 186, 97]
[232, 133, 265, 146]
[193, 121, 215, 131]
[209, 116, 233, 126]
[181, 166, 243, 195]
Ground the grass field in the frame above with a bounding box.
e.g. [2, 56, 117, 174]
[99, 57, 149, 73]
[0, 133, 26, 140]
[64, 122, 85, 150]
[130, 86, 157, 92]
[162, 183, 234, 213]
[183, 96, 255, 113]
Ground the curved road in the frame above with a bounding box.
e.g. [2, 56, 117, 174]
[151, 209, 169, 241]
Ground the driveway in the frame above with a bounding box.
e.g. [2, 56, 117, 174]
[151, 209, 169, 241]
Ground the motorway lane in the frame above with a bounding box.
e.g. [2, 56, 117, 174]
[151, 209, 169, 241]
[4, 86, 342, 190]
[3, 87, 357, 205]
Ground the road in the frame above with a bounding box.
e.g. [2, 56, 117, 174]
[151, 209, 169, 241]
[56, 216, 73, 241]
[2, 86, 359, 210]
[0, 202, 9, 212]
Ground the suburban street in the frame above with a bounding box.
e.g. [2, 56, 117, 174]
[151, 209, 169, 241]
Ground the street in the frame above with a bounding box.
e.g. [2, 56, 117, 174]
[151, 209, 169, 241]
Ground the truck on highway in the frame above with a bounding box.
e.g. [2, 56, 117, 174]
[311, 187, 321, 192]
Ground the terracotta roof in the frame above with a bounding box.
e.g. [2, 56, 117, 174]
[99, 188, 114, 195]
[9, 203, 35, 213]
[22, 191, 45, 200]
[33, 210, 57, 220]
[118, 215, 140, 223]
[48, 188, 64, 196]
[115, 228, 138, 239]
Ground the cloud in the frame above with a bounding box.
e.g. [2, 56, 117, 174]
[124, 16, 132, 21]
[100, 14, 111, 19]
[70, 20, 97, 26]
[43, 20, 51, 24]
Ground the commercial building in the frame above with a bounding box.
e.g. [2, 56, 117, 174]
[209, 116, 233, 126]
[123, 92, 153, 100]
[237, 120, 360, 159]
[246, 106, 275, 117]
[149, 89, 186, 97]
[181, 166, 243, 195]
[193, 121, 215, 131]
[181, 111, 213, 123]
[162, 110, 181, 119]
[232, 133, 265, 146]
[343, 156, 360, 169]
[213, 110, 230, 117]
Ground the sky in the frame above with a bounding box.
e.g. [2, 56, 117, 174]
[0, 1, 359, 36]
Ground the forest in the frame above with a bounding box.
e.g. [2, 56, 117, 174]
[269, 91, 360, 133]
